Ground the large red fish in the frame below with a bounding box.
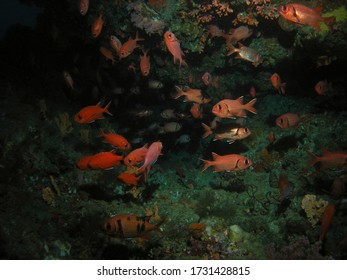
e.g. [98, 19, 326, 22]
[119, 32, 144, 59]
[212, 97, 257, 118]
[164, 31, 187, 67]
[74, 101, 112, 124]
[279, 4, 335, 31]
[307, 148, 347, 170]
[123, 144, 149, 167]
[276, 113, 300, 128]
[76, 152, 123, 170]
[101, 214, 163, 239]
[91, 14, 104, 38]
[200, 152, 252, 172]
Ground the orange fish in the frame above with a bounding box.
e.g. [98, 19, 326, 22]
[270, 73, 286, 95]
[62, 71, 74, 89]
[99, 46, 115, 64]
[225, 25, 253, 44]
[200, 152, 252, 172]
[314, 80, 332, 95]
[164, 31, 187, 67]
[117, 172, 141, 186]
[250, 85, 256, 98]
[140, 49, 150, 76]
[307, 148, 347, 170]
[137, 141, 163, 182]
[279, 4, 335, 32]
[227, 42, 263, 67]
[76, 152, 123, 170]
[212, 97, 257, 118]
[91, 14, 104, 38]
[201, 123, 251, 143]
[174, 86, 211, 104]
[190, 103, 202, 119]
[276, 113, 300, 128]
[119, 31, 144, 59]
[319, 204, 336, 242]
[123, 144, 149, 167]
[78, 0, 89, 16]
[110, 35, 122, 56]
[74, 101, 112, 124]
[98, 129, 131, 150]
[101, 214, 163, 239]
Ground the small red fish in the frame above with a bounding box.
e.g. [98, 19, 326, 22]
[74, 101, 112, 124]
[276, 113, 301, 128]
[279, 4, 335, 32]
[78, 0, 89, 16]
[200, 152, 252, 172]
[174, 86, 211, 104]
[270, 73, 286, 95]
[110, 35, 122, 56]
[319, 204, 336, 242]
[101, 214, 163, 239]
[123, 144, 149, 167]
[307, 148, 347, 170]
[249, 85, 256, 98]
[315, 80, 332, 95]
[190, 103, 202, 119]
[76, 152, 123, 170]
[202, 72, 212, 86]
[98, 129, 131, 150]
[137, 141, 163, 182]
[164, 31, 187, 67]
[225, 25, 253, 44]
[117, 172, 141, 186]
[119, 31, 144, 59]
[140, 49, 150, 76]
[212, 97, 257, 118]
[100, 46, 115, 64]
[91, 14, 104, 38]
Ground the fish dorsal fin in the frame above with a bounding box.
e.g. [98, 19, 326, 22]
[212, 152, 220, 160]
[321, 147, 330, 156]
[314, 6, 323, 14]
[237, 96, 244, 104]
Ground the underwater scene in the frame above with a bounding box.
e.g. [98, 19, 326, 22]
[0, 0, 346, 260]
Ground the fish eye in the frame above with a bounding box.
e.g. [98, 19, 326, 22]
[245, 128, 248, 132]
[78, 115, 82, 120]
[168, 33, 172, 38]
[105, 222, 112, 231]
[245, 159, 249, 165]
[128, 159, 132, 163]
[218, 104, 222, 110]
[280, 118, 283, 124]
[281, 5, 287, 12]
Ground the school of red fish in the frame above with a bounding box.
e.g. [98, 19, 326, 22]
[69, 0, 344, 240]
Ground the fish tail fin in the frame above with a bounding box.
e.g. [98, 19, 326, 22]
[201, 123, 212, 138]
[323, 16, 336, 31]
[226, 43, 237, 56]
[103, 101, 113, 116]
[200, 158, 213, 172]
[180, 59, 188, 68]
[306, 150, 319, 168]
[173, 86, 184, 99]
[245, 98, 257, 114]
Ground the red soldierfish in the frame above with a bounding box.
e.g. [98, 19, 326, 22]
[79, 0, 89, 16]
[140, 49, 150, 76]
[276, 113, 301, 128]
[123, 144, 149, 167]
[91, 14, 104, 38]
[279, 4, 335, 32]
[98, 129, 131, 150]
[201, 152, 252, 172]
[164, 31, 187, 67]
[137, 141, 163, 181]
[74, 101, 112, 124]
[307, 148, 347, 170]
[270, 73, 286, 95]
[76, 152, 123, 170]
[212, 97, 257, 118]
[319, 204, 336, 242]
[119, 31, 144, 59]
